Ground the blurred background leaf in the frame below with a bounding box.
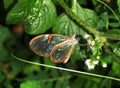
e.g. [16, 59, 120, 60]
[3, 0, 13, 9]
[20, 81, 42, 88]
[0, 25, 15, 61]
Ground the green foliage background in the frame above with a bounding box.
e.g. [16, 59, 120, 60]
[0, 0, 120, 88]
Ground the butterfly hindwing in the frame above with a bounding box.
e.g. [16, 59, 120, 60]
[50, 42, 74, 63]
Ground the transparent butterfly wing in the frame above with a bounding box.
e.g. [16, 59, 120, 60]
[29, 34, 69, 57]
[50, 43, 74, 63]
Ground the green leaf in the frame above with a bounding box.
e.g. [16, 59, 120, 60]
[112, 43, 120, 57]
[62, 79, 69, 88]
[10, 60, 26, 75]
[109, 22, 120, 28]
[45, 82, 53, 88]
[52, 13, 82, 36]
[6, 0, 56, 35]
[105, 29, 120, 36]
[0, 25, 15, 61]
[23, 64, 40, 75]
[100, 79, 111, 88]
[117, 0, 120, 13]
[71, 45, 81, 62]
[102, 56, 112, 64]
[0, 73, 5, 83]
[96, 12, 109, 30]
[112, 62, 120, 75]
[20, 81, 42, 88]
[3, 0, 13, 9]
[4, 81, 13, 88]
[75, 4, 99, 27]
[52, 1, 98, 36]
[52, 0, 58, 5]
[0, 43, 7, 61]
[25, 0, 56, 35]
[84, 80, 92, 88]
[70, 78, 84, 88]
[44, 57, 56, 70]
[55, 81, 62, 88]
[0, 25, 11, 42]
[6, 0, 29, 24]
[51, 69, 59, 77]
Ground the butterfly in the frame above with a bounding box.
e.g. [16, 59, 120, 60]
[29, 34, 78, 63]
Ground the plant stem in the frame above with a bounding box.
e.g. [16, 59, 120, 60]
[58, 0, 100, 35]
[11, 53, 120, 82]
[58, 0, 120, 40]
[71, 0, 77, 14]
[97, 0, 120, 24]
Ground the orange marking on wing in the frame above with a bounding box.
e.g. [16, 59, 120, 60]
[47, 34, 52, 44]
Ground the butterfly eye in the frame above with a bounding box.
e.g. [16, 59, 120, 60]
[50, 43, 75, 63]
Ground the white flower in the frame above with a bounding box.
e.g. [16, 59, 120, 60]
[102, 62, 107, 68]
[91, 41, 95, 46]
[84, 33, 90, 39]
[85, 59, 95, 70]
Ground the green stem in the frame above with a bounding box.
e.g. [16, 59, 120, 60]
[71, 0, 77, 13]
[103, 34, 120, 40]
[58, 0, 100, 35]
[11, 53, 120, 82]
[58, 0, 120, 40]
[97, 0, 120, 24]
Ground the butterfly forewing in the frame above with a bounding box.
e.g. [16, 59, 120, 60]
[29, 34, 69, 57]
[30, 35, 51, 57]
[51, 36, 68, 44]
